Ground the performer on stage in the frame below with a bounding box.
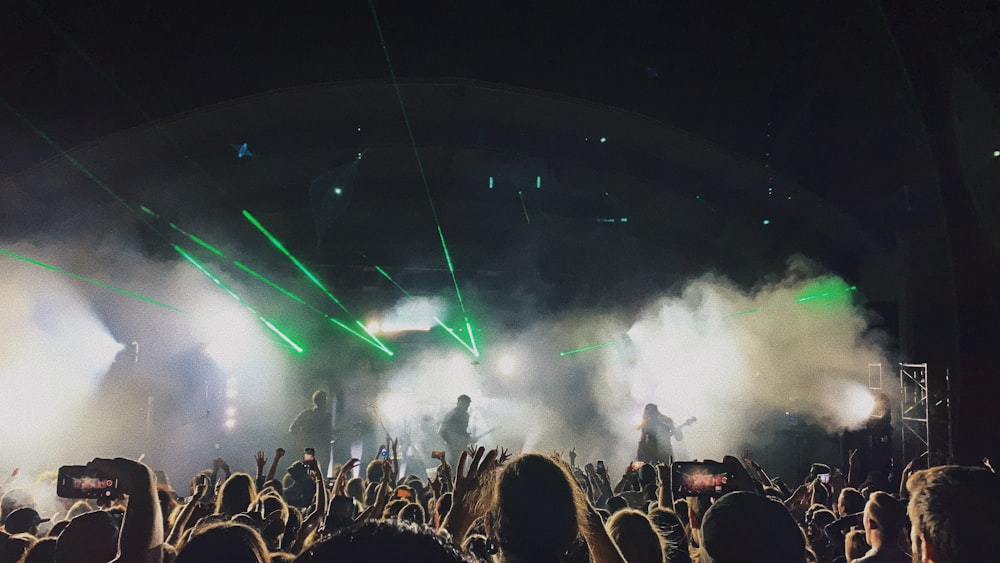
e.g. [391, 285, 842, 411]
[289, 390, 333, 458]
[636, 403, 683, 463]
[439, 394, 472, 464]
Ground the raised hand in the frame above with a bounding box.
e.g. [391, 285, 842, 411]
[275, 448, 286, 460]
[498, 447, 512, 465]
[255, 451, 268, 472]
[568, 447, 577, 466]
[443, 447, 499, 544]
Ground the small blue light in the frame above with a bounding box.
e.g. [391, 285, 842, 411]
[599, 137, 607, 143]
[620, 217, 629, 223]
[762, 219, 771, 225]
[231, 143, 254, 159]
[536, 176, 541, 189]
[489, 176, 494, 189]
[333, 187, 343, 196]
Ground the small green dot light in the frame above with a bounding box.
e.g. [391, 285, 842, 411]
[994, 150, 1000, 158]
[599, 137, 607, 143]
[762, 219, 771, 225]
[333, 187, 343, 196]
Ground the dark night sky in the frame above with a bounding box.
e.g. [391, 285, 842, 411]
[4, 0, 995, 214]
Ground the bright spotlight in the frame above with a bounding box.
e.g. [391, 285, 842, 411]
[366, 320, 381, 334]
[224, 418, 236, 431]
[843, 385, 876, 427]
[498, 354, 518, 377]
[225, 406, 237, 417]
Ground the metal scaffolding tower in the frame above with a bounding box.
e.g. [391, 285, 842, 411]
[900, 363, 929, 463]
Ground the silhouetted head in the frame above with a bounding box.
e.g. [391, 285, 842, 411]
[312, 390, 328, 409]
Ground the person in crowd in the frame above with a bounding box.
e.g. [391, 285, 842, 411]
[438, 395, 472, 467]
[174, 522, 268, 563]
[2, 508, 49, 537]
[296, 520, 477, 563]
[444, 448, 626, 563]
[648, 507, 691, 563]
[842, 530, 870, 563]
[19, 535, 56, 563]
[214, 473, 257, 518]
[850, 491, 908, 563]
[605, 508, 664, 563]
[905, 465, 1000, 562]
[698, 491, 808, 563]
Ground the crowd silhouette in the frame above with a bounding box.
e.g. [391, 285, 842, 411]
[2, 414, 998, 562]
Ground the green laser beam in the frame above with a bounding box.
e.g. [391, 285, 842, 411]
[0, 247, 186, 313]
[373, 264, 412, 297]
[174, 245, 303, 353]
[465, 317, 479, 357]
[518, 191, 531, 224]
[1, 98, 137, 213]
[559, 338, 629, 357]
[362, 255, 475, 357]
[233, 261, 386, 354]
[433, 317, 479, 358]
[368, 0, 478, 355]
[724, 285, 858, 318]
[25, 1, 236, 200]
[242, 211, 392, 354]
[142, 206, 386, 353]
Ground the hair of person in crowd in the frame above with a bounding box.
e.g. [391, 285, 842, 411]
[53, 510, 120, 563]
[174, 521, 269, 563]
[398, 502, 426, 525]
[906, 465, 1000, 563]
[20, 535, 57, 563]
[311, 391, 328, 409]
[648, 506, 692, 563]
[698, 491, 807, 563]
[296, 520, 478, 563]
[487, 453, 588, 563]
[837, 487, 866, 517]
[605, 508, 665, 563]
[215, 473, 257, 517]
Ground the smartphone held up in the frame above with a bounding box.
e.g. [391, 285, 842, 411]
[56, 465, 119, 499]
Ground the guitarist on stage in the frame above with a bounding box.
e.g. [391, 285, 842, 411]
[636, 402, 690, 463]
[439, 394, 472, 465]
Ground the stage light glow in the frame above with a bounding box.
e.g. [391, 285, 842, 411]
[762, 219, 771, 225]
[489, 176, 494, 189]
[536, 176, 541, 189]
[498, 354, 518, 376]
[176, 245, 304, 353]
[599, 137, 607, 143]
[842, 384, 877, 427]
[994, 150, 999, 157]
[226, 407, 237, 417]
[366, 320, 381, 334]
[224, 418, 237, 430]
[375, 297, 444, 333]
[333, 187, 343, 196]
